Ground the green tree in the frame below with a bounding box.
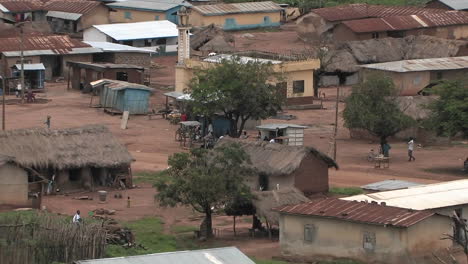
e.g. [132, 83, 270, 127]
[189, 56, 284, 137]
[154, 143, 254, 238]
[343, 74, 413, 143]
[425, 80, 468, 138]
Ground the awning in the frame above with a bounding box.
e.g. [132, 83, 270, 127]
[164, 91, 184, 98]
[46, 11, 82, 21]
[13, 63, 46, 71]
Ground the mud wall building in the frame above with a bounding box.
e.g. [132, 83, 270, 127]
[0, 155, 29, 207]
[190, 1, 282, 30]
[276, 199, 452, 264]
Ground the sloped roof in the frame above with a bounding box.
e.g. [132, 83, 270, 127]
[107, 0, 189, 12]
[275, 198, 435, 228]
[92, 20, 178, 41]
[84, 41, 155, 54]
[0, 35, 95, 54]
[312, 3, 445, 22]
[216, 138, 337, 177]
[43, 0, 103, 14]
[343, 11, 468, 33]
[0, 125, 133, 170]
[74, 247, 255, 264]
[361, 56, 468, 72]
[435, 0, 468, 10]
[342, 179, 468, 210]
[192, 1, 282, 16]
[361, 179, 422, 191]
[0, 0, 43, 13]
[13, 63, 45, 70]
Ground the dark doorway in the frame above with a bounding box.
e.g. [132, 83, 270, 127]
[258, 173, 269, 191]
[116, 72, 128, 81]
[69, 169, 81, 182]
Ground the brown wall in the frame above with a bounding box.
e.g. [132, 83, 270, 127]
[102, 68, 143, 84]
[93, 52, 152, 68]
[79, 5, 111, 31]
[0, 163, 29, 206]
[292, 154, 329, 194]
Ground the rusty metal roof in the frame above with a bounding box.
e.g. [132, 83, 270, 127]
[343, 10, 468, 33]
[43, 0, 103, 14]
[275, 198, 434, 228]
[312, 4, 445, 22]
[0, 35, 92, 54]
[0, 0, 43, 12]
[192, 1, 282, 16]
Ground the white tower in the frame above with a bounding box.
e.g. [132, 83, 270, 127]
[177, 6, 191, 65]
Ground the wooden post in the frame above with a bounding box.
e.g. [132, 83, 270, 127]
[67, 65, 71, 90]
[233, 216, 236, 236]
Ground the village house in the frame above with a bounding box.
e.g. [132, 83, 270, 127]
[74, 247, 256, 264]
[0, 34, 101, 81]
[256, 123, 307, 146]
[360, 56, 468, 95]
[189, 1, 282, 30]
[83, 20, 179, 53]
[0, 155, 32, 207]
[107, 0, 189, 24]
[426, 0, 468, 11]
[0, 0, 43, 23]
[42, 0, 111, 36]
[217, 138, 338, 195]
[67, 62, 147, 91]
[84, 41, 154, 68]
[176, 54, 321, 106]
[275, 198, 452, 264]
[0, 125, 134, 194]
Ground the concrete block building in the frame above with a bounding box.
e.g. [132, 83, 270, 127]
[190, 1, 282, 30]
[107, 0, 189, 24]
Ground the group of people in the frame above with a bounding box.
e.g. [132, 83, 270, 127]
[378, 137, 416, 161]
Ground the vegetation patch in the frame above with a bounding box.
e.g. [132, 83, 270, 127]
[133, 171, 168, 185]
[171, 225, 199, 234]
[329, 187, 364, 196]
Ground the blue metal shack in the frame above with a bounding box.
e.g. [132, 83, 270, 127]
[96, 79, 154, 114]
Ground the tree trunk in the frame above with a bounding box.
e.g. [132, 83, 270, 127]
[203, 210, 213, 238]
[233, 216, 236, 236]
[238, 118, 248, 138]
[313, 72, 321, 97]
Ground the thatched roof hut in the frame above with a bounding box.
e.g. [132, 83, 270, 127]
[0, 125, 133, 170]
[252, 187, 310, 226]
[218, 138, 337, 176]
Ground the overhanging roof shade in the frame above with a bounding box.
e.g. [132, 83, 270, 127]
[83, 41, 155, 54]
[3, 48, 102, 57]
[92, 20, 178, 41]
[46, 11, 82, 20]
[256, 124, 308, 130]
[437, 0, 468, 10]
[342, 179, 468, 210]
[74, 247, 255, 264]
[361, 56, 468, 73]
[67, 61, 144, 71]
[204, 54, 282, 64]
[91, 79, 153, 92]
[361, 179, 422, 192]
[163, 91, 184, 98]
[13, 63, 46, 71]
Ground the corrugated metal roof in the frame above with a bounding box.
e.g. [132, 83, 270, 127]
[343, 10, 468, 33]
[3, 47, 101, 57]
[343, 179, 468, 210]
[437, 0, 468, 10]
[312, 4, 445, 22]
[13, 63, 45, 70]
[361, 56, 468, 72]
[0, 0, 43, 13]
[107, 0, 183, 12]
[92, 20, 178, 41]
[84, 41, 155, 54]
[43, 0, 103, 15]
[0, 35, 94, 54]
[74, 247, 255, 264]
[275, 198, 434, 228]
[46, 10, 82, 21]
[256, 123, 307, 130]
[203, 54, 282, 64]
[361, 179, 422, 191]
[192, 1, 282, 16]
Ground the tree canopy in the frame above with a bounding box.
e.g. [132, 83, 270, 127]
[154, 143, 254, 238]
[189, 56, 284, 137]
[343, 74, 413, 140]
[425, 80, 468, 138]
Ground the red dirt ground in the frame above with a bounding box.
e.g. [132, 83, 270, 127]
[3, 54, 467, 261]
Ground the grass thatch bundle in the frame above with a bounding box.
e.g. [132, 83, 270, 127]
[0, 125, 133, 170]
[252, 187, 310, 226]
[217, 138, 337, 177]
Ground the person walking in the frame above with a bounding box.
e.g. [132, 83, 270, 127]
[408, 137, 416, 161]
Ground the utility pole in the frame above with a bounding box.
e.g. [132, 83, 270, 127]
[333, 85, 339, 161]
[20, 25, 25, 104]
[1, 76, 5, 130]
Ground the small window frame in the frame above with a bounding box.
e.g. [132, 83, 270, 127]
[292, 80, 305, 94]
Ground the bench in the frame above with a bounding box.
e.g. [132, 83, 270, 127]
[374, 156, 390, 168]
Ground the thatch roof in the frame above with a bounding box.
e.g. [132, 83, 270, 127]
[252, 187, 310, 226]
[199, 35, 234, 53]
[217, 138, 338, 177]
[0, 154, 16, 167]
[396, 96, 436, 120]
[0, 125, 133, 170]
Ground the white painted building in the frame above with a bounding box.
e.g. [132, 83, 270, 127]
[83, 20, 179, 53]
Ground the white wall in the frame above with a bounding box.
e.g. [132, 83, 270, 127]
[83, 27, 108, 42]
